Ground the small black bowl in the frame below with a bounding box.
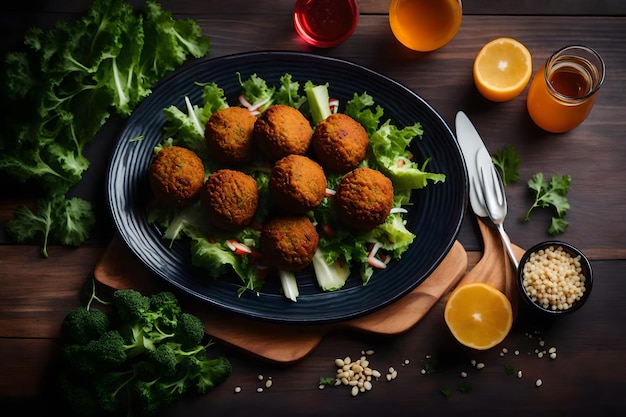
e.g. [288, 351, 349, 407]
[517, 241, 593, 316]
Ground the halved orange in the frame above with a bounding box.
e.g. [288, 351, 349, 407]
[444, 282, 513, 350]
[473, 37, 532, 102]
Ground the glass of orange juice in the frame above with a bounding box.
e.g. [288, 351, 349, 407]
[389, 0, 462, 52]
[526, 45, 605, 133]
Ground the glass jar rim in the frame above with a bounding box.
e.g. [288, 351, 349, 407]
[543, 44, 605, 102]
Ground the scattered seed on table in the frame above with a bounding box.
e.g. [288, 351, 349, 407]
[535, 378, 543, 387]
[517, 370, 523, 379]
[334, 352, 381, 395]
[234, 386, 242, 393]
[257, 387, 264, 393]
[460, 371, 468, 378]
[476, 362, 485, 370]
[385, 367, 398, 381]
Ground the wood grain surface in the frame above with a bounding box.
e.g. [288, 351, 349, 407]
[1, 1, 626, 415]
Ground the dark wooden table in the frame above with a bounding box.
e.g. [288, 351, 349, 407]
[1, 1, 625, 416]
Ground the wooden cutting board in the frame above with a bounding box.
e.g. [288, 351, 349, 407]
[93, 217, 524, 363]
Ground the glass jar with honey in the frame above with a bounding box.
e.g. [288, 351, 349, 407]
[526, 45, 605, 133]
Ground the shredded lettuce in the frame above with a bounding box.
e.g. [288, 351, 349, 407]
[369, 120, 446, 190]
[237, 72, 275, 112]
[190, 238, 264, 296]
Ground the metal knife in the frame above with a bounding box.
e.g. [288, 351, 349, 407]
[455, 111, 499, 218]
[455, 110, 519, 270]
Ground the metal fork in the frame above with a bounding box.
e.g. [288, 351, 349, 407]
[473, 155, 519, 271]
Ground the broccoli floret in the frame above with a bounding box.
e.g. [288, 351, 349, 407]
[132, 378, 171, 416]
[165, 342, 232, 394]
[93, 369, 136, 413]
[61, 306, 110, 345]
[194, 357, 232, 393]
[113, 290, 192, 355]
[58, 285, 231, 417]
[112, 289, 151, 323]
[174, 312, 205, 347]
[63, 330, 127, 376]
[149, 291, 181, 327]
[134, 343, 178, 379]
[57, 369, 99, 417]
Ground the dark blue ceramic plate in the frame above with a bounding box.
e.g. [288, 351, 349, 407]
[106, 51, 467, 324]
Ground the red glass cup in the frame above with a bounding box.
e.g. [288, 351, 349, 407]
[294, 0, 360, 48]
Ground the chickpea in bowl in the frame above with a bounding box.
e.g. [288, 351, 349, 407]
[517, 241, 593, 316]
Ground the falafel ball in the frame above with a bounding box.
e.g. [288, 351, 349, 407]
[149, 146, 205, 208]
[200, 169, 259, 231]
[205, 106, 257, 165]
[261, 215, 319, 272]
[311, 113, 369, 172]
[269, 155, 327, 213]
[253, 104, 313, 162]
[334, 167, 394, 230]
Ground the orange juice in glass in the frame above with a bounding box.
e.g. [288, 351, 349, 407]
[526, 45, 605, 133]
[389, 0, 462, 52]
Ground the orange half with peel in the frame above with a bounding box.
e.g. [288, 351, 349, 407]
[473, 37, 532, 102]
[444, 282, 513, 350]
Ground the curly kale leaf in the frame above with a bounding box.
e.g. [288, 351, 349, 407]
[6, 194, 96, 257]
[0, 0, 210, 254]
